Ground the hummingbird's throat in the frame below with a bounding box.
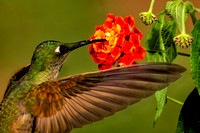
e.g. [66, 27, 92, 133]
[27, 51, 69, 83]
[25, 65, 61, 83]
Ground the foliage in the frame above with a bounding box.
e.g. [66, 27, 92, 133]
[145, 12, 178, 126]
[143, 0, 200, 131]
[176, 88, 200, 133]
[190, 20, 200, 95]
[89, 0, 200, 132]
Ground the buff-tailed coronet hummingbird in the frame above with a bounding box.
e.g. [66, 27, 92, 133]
[0, 39, 186, 133]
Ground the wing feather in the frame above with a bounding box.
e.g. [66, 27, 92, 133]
[27, 63, 186, 133]
[71, 96, 102, 121]
[75, 95, 109, 118]
[66, 99, 90, 125]
[92, 86, 155, 98]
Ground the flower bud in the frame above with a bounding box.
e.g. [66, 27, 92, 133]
[174, 34, 194, 48]
[139, 12, 157, 25]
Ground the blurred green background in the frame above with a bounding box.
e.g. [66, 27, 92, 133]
[0, 0, 199, 132]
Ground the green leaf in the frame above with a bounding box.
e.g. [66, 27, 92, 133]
[190, 19, 200, 95]
[165, 0, 187, 33]
[145, 12, 180, 127]
[145, 13, 168, 126]
[153, 88, 167, 127]
[145, 13, 166, 55]
[152, 20, 178, 126]
[176, 88, 200, 133]
[161, 20, 178, 62]
[185, 1, 195, 14]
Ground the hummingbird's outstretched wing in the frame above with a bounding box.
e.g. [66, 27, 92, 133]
[26, 63, 186, 133]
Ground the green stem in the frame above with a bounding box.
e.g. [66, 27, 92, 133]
[195, 8, 200, 13]
[167, 96, 183, 105]
[147, 50, 190, 57]
[181, 2, 187, 34]
[147, 49, 164, 53]
[178, 52, 190, 57]
[148, 0, 155, 13]
[189, 12, 197, 25]
[185, 1, 197, 25]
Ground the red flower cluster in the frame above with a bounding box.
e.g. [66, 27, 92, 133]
[89, 14, 146, 70]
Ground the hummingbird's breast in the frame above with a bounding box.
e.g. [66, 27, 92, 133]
[0, 80, 35, 133]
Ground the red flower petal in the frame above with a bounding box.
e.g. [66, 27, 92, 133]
[105, 18, 114, 28]
[107, 14, 115, 19]
[93, 42, 103, 53]
[110, 46, 121, 60]
[98, 63, 113, 70]
[134, 27, 143, 39]
[90, 35, 96, 39]
[130, 33, 140, 47]
[89, 43, 95, 55]
[95, 25, 105, 32]
[133, 46, 146, 60]
[121, 41, 134, 53]
[122, 23, 132, 36]
[116, 34, 124, 47]
[124, 15, 135, 27]
[94, 52, 109, 64]
[91, 54, 99, 63]
[105, 54, 116, 64]
[118, 53, 135, 66]
[115, 16, 126, 27]
[97, 52, 108, 59]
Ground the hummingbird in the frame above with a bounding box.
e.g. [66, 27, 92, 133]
[0, 39, 186, 133]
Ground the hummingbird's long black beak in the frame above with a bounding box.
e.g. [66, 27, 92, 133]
[69, 39, 107, 51]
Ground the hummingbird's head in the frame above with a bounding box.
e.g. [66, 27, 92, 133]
[29, 39, 106, 80]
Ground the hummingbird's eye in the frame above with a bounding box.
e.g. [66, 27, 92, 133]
[55, 45, 68, 55]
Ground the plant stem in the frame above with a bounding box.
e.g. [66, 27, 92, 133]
[185, 1, 197, 25]
[167, 96, 183, 105]
[178, 52, 190, 57]
[195, 8, 200, 13]
[148, 0, 155, 13]
[189, 12, 197, 25]
[147, 50, 190, 57]
[181, 2, 187, 34]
